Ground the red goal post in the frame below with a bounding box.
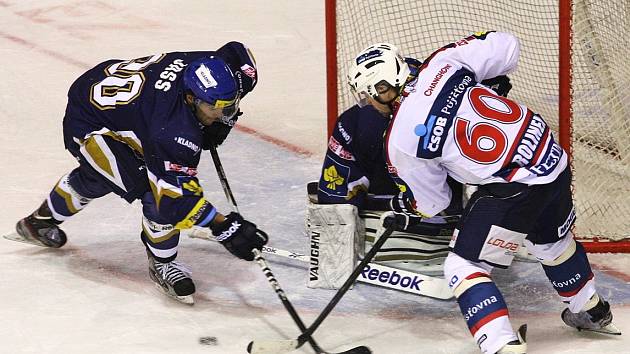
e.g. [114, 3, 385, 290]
[325, 0, 630, 252]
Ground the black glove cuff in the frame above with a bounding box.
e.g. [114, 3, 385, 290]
[210, 212, 243, 241]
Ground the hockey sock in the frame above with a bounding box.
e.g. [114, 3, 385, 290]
[46, 172, 93, 222]
[141, 217, 180, 263]
[540, 240, 595, 312]
[456, 275, 516, 354]
[445, 253, 517, 354]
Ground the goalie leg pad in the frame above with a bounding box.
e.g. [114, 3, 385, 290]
[445, 253, 517, 354]
[527, 235, 596, 313]
[307, 202, 363, 289]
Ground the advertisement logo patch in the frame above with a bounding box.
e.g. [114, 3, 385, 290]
[360, 264, 424, 291]
[164, 161, 198, 176]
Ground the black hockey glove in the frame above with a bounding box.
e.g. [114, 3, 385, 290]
[389, 192, 417, 215]
[389, 192, 424, 231]
[381, 212, 411, 231]
[481, 75, 512, 97]
[201, 110, 243, 149]
[210, 212, 268, 261]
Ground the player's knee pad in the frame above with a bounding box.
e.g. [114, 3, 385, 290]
[528, 235, 596, 312]
[306, 201, 364, 289]
[444, 253, 516, 354]
[524, 231, 573, 262]
[444, 253, 494, 298]
[47, 170, 95, 221]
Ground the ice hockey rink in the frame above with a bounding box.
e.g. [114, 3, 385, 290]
[1, 1, 629, 353]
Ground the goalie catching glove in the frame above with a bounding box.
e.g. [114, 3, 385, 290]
[210, 212, 268, 261]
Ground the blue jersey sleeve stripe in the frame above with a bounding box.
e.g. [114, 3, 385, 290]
[197, 206, 218, 227]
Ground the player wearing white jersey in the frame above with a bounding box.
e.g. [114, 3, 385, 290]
[347, 32, 620, 354]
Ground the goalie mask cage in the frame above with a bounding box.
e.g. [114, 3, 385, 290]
[325, 0, 630, 252]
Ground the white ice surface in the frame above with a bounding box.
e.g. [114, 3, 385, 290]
[1, 2, 629, 354]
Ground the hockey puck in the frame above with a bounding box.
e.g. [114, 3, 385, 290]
[198, 336, 218, 346]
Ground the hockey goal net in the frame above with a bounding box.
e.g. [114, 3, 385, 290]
[325, 0, 629, 252]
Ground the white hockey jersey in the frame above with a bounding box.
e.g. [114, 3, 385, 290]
[386, 31, 567, 217]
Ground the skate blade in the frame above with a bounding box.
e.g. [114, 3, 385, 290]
[3, 232, 48, 247]
[579, 322, 622, 335]
[153, 283, 194, 305]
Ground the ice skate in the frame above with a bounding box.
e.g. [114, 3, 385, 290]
[497, 324, 527, 354]
[147, 252, 196, 305]
[561, 297, 621, 335]
[7, 202, 67, 248]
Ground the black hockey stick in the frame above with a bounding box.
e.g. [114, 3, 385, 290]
[209, 145, 240, 214]
[210, 146, 366, 354]
[246, 247, 374, 353]
[249, 250, 370, 354]
[250, 248, 362, 354]
[248, 217, 401, 353]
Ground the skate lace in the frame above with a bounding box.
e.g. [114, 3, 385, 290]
[155, 261, 192, 284]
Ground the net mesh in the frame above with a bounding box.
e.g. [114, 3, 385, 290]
[333, 0, 629, 241]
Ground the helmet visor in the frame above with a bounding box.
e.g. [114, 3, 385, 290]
[194, 94, 241, 126]
[215, 96, 241, 125]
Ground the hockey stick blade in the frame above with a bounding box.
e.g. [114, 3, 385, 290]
[247, 339, 297, 354]
[341, 346, 372, 354]
[247, 340, 371, 354]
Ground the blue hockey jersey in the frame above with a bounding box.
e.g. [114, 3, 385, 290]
[317, 105, 399, 208]
[62, 42, 257, 229]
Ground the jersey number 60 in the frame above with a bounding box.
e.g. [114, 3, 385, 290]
[454, 87, 523, 164]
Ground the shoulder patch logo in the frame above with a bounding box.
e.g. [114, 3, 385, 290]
[323, 165, 345, 190]
[164, 161, 198, 176]
[328, 136, 355, 160]
[240, 64, 256, 79]
[182, 179, 203, 196]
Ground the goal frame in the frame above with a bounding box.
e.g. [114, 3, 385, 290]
[324, 0, 630, 252]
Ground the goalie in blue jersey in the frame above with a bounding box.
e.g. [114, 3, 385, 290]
[309, 58, 512, 279]
[308, 63, 467, 290]
[13, 42, 268, 305]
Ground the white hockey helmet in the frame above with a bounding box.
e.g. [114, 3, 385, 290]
[347, 43, 411, 107]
